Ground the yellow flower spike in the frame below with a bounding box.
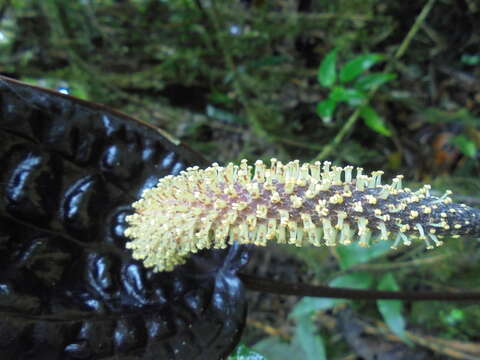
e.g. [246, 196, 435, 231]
[124, 159, 480, 272]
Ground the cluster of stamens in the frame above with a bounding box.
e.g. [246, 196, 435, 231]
[125, 159, 480, 272]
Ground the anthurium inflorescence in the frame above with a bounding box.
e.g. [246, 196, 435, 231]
[125, 159, 480, 272]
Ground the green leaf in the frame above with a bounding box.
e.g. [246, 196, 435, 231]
[450, 135, 477, 158]
[228, 344, 268, 360]
[360, 105, 391, 136]
[253, 337, 301, 360]
[293, 315, 327, 360]
[377, 273, 410, 343]
[69, 84, 89, 100]
[291, 297, 341, 318]
[339, 54, 385, 83]
[317, 50, 337, 87]
[206, 104, 244, 124]
[247, 55, 288, 69]
[330, 272, 374, 289]
[421, 107, 479, 126]
[316, 99, 337, 122]
[209, 91, 233, 104]
[354, 73, 396, 91]
[461, 54, 480, 66]
[337, 241, 391, 270]
[441, 308, 465, 326]
[290, 272, 374, 318]
[329, 86, 366, 106]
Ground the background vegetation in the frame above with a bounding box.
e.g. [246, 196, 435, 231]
[1, 0, 479, 359]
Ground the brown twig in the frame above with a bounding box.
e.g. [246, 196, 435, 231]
[239, 273, 480, 301]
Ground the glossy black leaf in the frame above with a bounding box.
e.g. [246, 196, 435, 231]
[0, 77, 249, 360]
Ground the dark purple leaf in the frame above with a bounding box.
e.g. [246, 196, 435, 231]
[0, 76, 249, 360]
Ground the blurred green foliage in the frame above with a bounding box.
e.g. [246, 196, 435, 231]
[228, 344, 267, 360]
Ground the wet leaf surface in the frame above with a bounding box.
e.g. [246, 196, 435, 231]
[0, 77, 249, 360]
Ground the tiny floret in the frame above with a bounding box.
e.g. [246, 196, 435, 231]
[125, 159, 480, 272]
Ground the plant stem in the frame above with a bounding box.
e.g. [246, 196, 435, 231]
[394, 0, 437, 60]
[313, 0, 438, 162]
[239, 273, 480, 301]
[313, 109, 361, 162]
